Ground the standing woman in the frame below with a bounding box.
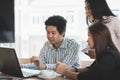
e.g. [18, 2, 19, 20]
[85, 0, 120, 53]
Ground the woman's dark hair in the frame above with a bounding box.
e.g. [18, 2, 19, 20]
[45, 15, 67, 35]
[88, 22, 118, 58]
[85, 0, 115, 25]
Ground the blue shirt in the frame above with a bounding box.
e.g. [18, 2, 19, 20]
[40, 37, 80, 70]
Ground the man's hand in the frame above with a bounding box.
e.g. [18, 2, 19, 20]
[56, 61, 68, 74]
[30, 56, 46, 69]
[31, 56, 40, 66]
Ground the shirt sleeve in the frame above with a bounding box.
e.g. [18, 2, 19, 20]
[45, 64, 56, 70]
[21, 63, 39, 70]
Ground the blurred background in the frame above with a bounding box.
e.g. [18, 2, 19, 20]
[0, 0, 120, 62]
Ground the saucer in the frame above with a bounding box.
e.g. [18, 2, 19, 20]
[38, 70, 61, 79]
[38, 74, 56, 79]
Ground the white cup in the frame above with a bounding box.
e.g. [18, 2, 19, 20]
[40, 70, 55, 78]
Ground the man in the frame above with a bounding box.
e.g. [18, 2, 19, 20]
[22, 15, 80, 72]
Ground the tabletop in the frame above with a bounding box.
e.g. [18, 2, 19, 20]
[0, 72, 71, 80]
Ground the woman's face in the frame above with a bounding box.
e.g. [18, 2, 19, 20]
[87, 32, 96, 59]
[87, 32, 94, 49]
[85, 2, 94, 22]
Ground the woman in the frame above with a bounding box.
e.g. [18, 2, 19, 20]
[57, 22, 120, 80]
[85, 0, 120, 53]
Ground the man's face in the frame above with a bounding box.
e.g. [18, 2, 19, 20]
[46, 26, 64, 47]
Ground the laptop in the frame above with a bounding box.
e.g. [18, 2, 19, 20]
[0, 47, 41, 78]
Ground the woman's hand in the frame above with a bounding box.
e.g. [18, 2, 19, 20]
[63, 69, 78, 80]
[83, 48, 96, 59]
[87, 49, 96, 59]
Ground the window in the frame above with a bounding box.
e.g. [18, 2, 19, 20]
[0, 0, 120, 61]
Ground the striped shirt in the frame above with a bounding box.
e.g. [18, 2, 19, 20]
[39, 37, 80, 70]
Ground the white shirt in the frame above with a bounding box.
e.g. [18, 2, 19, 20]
[104, 16, 120, 52]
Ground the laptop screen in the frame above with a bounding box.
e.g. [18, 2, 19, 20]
[0, 47, 23, 77]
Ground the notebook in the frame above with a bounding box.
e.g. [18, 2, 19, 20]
[0, 47, 41, 78]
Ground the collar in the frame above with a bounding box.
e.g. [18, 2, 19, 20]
[49, 37, 68, 49]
